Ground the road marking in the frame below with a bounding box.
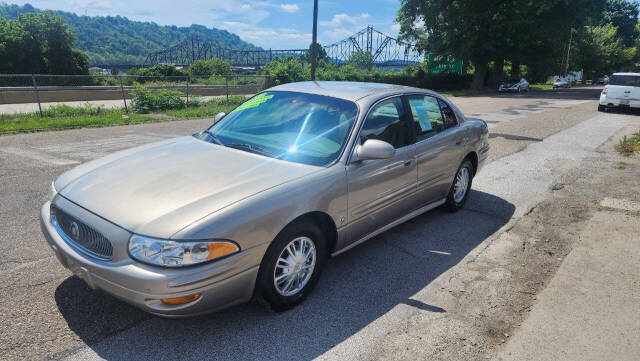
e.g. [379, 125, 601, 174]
[600, 198, 640, 212]
[0, 146, 79, 166]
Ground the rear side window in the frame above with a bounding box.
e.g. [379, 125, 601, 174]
[438, 99, 458, 128]
[360, 97, 411, 148]
[609, 75, 640, 86]
[407, 95, 445, 140]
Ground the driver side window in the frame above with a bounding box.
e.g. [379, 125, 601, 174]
[359, 97, 411, 149]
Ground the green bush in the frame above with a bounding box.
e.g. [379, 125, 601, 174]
[189, 58, 232, 77]
[130, 85, 156, 113]
[130, 85, 186, 113]
[154, 89, 185, 110]
[260, 57, 472, 91]
[127, 64, 187, 77]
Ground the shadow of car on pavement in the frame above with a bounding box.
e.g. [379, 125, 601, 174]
[55, 189, 515, 361]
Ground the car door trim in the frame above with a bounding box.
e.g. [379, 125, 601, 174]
[350, 180, 417, 219]
[332, 198, 446, 256]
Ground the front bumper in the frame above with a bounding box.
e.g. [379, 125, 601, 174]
[40, 200, 261, 317]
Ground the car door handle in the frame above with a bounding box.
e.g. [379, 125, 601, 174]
[404, 159, 413, 167]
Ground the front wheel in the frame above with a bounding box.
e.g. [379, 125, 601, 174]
[445, 159, 474, 212]
[255, 221, 327, 312]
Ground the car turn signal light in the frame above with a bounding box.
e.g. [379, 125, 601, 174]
[161, 293, 201, 305]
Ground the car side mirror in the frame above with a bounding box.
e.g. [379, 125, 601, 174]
[353, 139, 396, 162]
[213, 112, 226, 123]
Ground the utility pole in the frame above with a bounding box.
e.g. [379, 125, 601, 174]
[564, 27, 576, 77]
[310, 0, 318, 81]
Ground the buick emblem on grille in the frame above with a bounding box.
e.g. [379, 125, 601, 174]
[69, 222, 80, 240]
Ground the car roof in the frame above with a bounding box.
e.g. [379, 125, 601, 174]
[612, 72, 640, 76]
[268, 81, 430, 102]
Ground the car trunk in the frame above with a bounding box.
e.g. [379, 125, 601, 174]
[607, 75, 640, 103]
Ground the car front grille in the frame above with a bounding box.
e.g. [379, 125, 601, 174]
[51, 205, 113, 260]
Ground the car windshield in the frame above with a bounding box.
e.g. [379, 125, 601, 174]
[204, 91, 359, 166]
[609, 75, 640, 87]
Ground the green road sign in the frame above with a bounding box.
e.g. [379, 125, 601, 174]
[427, 53, 463, 74]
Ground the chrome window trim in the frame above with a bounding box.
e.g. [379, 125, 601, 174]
[347, 94, 412, 165]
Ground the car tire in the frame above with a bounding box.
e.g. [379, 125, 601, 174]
[598, 104, 606, 112]
[255, 220, 327, 312]
[444, 159, 474, 212]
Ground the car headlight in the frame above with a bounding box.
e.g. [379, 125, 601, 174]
[49, 181, 57, 201]
[128, 235, 240, 267]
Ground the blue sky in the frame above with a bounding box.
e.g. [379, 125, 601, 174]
[5, 1, 403, 49]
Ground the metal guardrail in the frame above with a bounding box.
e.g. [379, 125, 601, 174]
[0, 74, 270, 116]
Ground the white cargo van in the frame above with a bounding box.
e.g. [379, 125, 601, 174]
[599, 72, 640, 111]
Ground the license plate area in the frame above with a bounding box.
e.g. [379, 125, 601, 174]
[66, 256, 96, 289]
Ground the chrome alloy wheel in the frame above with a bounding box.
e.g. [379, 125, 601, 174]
[453, 166, 470, 203]
[273, 236, 316, 297]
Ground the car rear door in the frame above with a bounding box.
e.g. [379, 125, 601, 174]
[345, 96, 418, 245]
[406, 94, 468, 204]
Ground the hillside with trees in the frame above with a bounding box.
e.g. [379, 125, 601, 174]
[0, 2, 260, 65]
[0, 11, 88, 74]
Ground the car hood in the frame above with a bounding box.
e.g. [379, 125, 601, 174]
[58, 136, 320, 238]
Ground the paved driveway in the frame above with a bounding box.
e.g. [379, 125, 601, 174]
[3, 87, 629, 361]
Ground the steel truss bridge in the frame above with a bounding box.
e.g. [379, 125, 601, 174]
[323, 26, 421, 67]
[143, 26, 421, 68]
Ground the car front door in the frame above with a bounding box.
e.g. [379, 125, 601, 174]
[345, 96, 418, 245]
[406, 94, 468, 204]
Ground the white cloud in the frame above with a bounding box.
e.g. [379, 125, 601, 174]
[221, 21, 311, 48]
[279, 4, 300, 13]
[320, 13, 369, 28]
[319, 13, 371, 42]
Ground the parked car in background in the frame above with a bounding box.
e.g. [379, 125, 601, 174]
[593, 75, 609, 85]
[553, 77, 571, 89]
[498, 78, 530, 93]
[599, 72, 640, 111]
[41, 81, 490, 317]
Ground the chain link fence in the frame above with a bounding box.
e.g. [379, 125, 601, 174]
[0, 74, 271, 116]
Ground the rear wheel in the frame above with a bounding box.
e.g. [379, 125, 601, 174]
[255, 220, 327, 312]
[445, 159, 474, 212]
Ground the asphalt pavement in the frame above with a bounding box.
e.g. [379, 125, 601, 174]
[3, 87, 636, 361]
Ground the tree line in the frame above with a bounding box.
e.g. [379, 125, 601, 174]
[396, 0, 640, 88]
[0, 11, 88, 74]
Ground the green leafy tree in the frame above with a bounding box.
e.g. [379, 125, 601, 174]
[396, 0, 606, 88]
[0, 11, 88, 74]
[303, 43, 328, 63]
[348, 51, 374, 70]
[260, 56, 309, 85]
[602, 0, 639, 46]
[188, 58, 231, 77]
[572, 24, 636, 78]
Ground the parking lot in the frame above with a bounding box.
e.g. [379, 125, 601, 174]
[1, 87, 639, 360]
